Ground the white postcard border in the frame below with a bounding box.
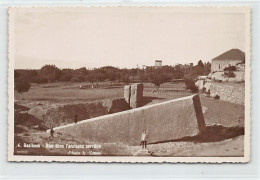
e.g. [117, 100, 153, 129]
[8, 6, 251, 163]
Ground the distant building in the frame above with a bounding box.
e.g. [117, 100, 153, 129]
[211, 49, 245, 73]
[154, 60, 162, 67]
[175, 63, 193, 73]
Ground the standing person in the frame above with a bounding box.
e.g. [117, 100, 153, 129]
[49, 126, 55, 139]
[141, 130, 147, 150]
[74, 112, 78, 123]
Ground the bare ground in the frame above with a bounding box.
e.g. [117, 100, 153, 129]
[13, 82, 245, 157]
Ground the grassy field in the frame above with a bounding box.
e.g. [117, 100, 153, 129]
[15, 82, 124, 102]
[14, 82, 186, 102]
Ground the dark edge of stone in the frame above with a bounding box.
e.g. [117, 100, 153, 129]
[192, 94, 206, 133]
[128, 85, 131, 108]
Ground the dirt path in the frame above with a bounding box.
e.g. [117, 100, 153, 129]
[173, 135, 244, 157]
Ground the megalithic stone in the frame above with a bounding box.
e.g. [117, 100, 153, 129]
[124, 85, 131, 106]
[124, 83, 144, 108]
[130, 83, 143, 108]
[130, 84, 138, 108]
[51, 94, 206, 146]
[136, 83, 143, 106]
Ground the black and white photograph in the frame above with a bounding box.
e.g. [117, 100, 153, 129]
[8, 6, 250, 162]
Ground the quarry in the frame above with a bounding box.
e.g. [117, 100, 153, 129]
[14, 82, 244, 156]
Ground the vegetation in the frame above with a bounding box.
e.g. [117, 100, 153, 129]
[14, 60, 211, 89]
[223, 71, 236, 78]
[15, 76, 31, 100]
[14, 82, 189, 102]
[214, 95, 220, 99]
[222, 65, 236, 78]
[224, 66, 236, 71]
[184, 78, 198, 93]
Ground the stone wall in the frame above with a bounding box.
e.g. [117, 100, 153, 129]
[51, 94, 206, 145]
[210, 83, 245, 105]
[211, 71, 245, 82]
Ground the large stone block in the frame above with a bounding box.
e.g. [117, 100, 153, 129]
[51, 94, 206, 145]
[129, 83, 143, 108]
[124, 83, 143, 108]
[124, 85, 131, 105]
[195, 80, 205, 90]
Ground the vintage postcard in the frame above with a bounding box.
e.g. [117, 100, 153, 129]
[8, 6, 250, 162]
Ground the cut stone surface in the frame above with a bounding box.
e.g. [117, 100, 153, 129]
[124, 85, 131, 105]
[129, 83, 143, 108]
[50, 94, 206, 145]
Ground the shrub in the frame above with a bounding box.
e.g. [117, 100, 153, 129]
[214, 95, 220, 99]
[184, 78, 198, 93]
[223, 71, 236, 78]
[201, 87, 206, 93]
[15, 77, 31, 100]
[224, 66, 236, 71]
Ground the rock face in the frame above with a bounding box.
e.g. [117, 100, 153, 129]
[124, 83, 144, 108]
[28, 98, 130, 128]
[124, 85, 131, 104]
[51, 94, 206, 145]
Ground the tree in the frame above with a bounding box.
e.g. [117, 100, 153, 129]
[194, 60, 204, 76]
[94, 71, 106, 87]
[224, 66, 236, 71]
[195, 65, 204, 76]
[120, 74, 130, 84]
[173, 65, 184, 79]
[149, 68, 172, 89]
[184, 78, 198, 93]
[60, 68, 73, 82]
[203, 62, 211, 75]
[86, 72, 96, 88]
[15, 77, 31, 100]
[14, 69, 40, 84]
[73, 67, 88, 82]
[39, 65, 61, 83]
[223, 66, 236, 78]
[197, 60, 204, 68]
[138, 70, 148, 82]
[130, 68, 138, 80]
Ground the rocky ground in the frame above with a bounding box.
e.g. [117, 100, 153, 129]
[13, 84, 245, 157]
[14, 129, 244, 157]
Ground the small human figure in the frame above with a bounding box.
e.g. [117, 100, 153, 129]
[141, 130, 147, 150]
[74, 112, 78, 123]
[49, 127, 55, 139]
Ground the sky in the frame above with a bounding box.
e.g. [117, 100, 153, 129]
[13, 7, 246, 69]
